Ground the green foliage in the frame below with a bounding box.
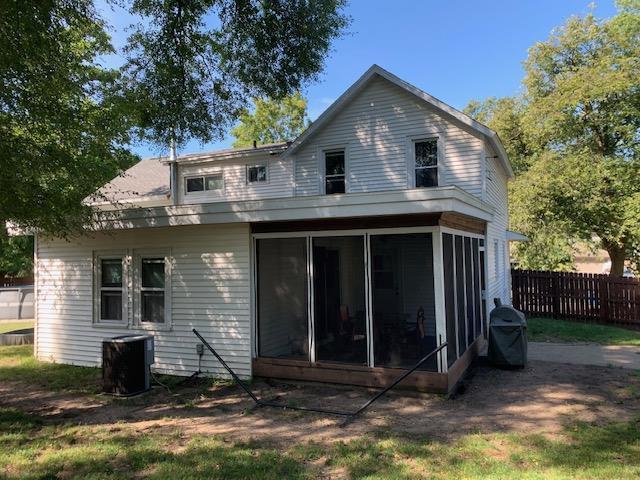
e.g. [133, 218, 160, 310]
[466, 2, 640, 275]
[463, 97, 533, 175]
[231, 93, 309, 148]
[464, 98, 576, 271]
[527, 317, 640, 345]
[1, 1, 348, 237]
[0, 234, 33, 277]
[124, 0, 349, 148]
[0, 1, 139, 237]
[523, 5, 640, 158]
[0, 321, 34, 334]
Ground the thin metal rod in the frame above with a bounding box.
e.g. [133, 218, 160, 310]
[259, 401, 352, 416]
[351, 342, 447, 416]
[192, 328, 260, 404]
[193, 328, 446, 418]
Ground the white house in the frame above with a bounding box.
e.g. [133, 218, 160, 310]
[34, 65, 514, 393]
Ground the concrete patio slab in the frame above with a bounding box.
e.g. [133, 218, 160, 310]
[528, 341, 640, 370]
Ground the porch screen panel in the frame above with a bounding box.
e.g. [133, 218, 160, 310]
[464, 237, 475, 345]
[472, 238, 482, 339]
[442, 233, 457, 366]
[257, 238, 309, 360]
[313, 236, 367, 365]
[454, 235, 466, 352]
[371, 233, 437, 371]
[480, 241, 487, 336]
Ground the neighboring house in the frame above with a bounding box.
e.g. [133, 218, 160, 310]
[573, 243, 610, 275]
[34, 65, 514, 393]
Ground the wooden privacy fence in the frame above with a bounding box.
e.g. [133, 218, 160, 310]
[511, 269, 640, 328]
[0, 276, 33, 288]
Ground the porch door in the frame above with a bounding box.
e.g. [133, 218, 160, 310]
[370, 233, 437, 371]
[371, 249, 402, 319]
[312, 236, 367, 365]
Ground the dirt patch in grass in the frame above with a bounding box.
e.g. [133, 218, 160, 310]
[1, 359, 639, 447]
[1, 354, 640, 478]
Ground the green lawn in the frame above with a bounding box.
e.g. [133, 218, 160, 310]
[1, 343, 640, 478]
[527, 317, 640, 346]
[0, 344, 101, 394]
[0, 320, 34, 334]
[0, 406, 638, 479]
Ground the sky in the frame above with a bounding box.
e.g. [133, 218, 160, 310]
[97, 0, 618, 159]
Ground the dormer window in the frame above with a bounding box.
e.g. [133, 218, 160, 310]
[185, 173, 223, 193]
[247, 164, 267, 184]
[324, 149, 345, 194]
[414, 139, 438, 187]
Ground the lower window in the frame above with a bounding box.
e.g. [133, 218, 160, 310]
[95, 254, 126, 324]
[140, 257, 167, 323]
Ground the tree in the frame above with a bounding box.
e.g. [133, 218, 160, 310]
[519, 1, 640, 276]
[1, 0, 347, 242]
[231, 93, 309, 148]
[464, 98, 576, 271]
[124, 0, 349, 148]
[0, 1, 138, 237]
[0, 234, 33, 278]
[463, 97, 532, 176]
[465, 1, 640, 275]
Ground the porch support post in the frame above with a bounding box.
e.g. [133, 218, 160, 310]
[307, 236, 316, 364]
[432, 227, 448, 373]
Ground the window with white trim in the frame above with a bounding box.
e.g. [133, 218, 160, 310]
[247, 164, 268, 184]
[95, 254, 127, 324]
[139, 256, 168, 324]
[185, 173, 224, 193]
[324, 149, 345, 194]
[414, 139, 438, 187]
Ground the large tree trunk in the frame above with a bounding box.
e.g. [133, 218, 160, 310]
[605, 243, 626, 277]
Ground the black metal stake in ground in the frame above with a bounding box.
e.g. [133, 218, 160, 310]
[192, 328, 446, 420]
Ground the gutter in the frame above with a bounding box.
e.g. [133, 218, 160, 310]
[168, 139, 178, 206]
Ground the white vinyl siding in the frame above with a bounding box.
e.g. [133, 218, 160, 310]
[35, 224, 252, 378]
[484, 143, 510, 306]
[294, 76, 484, 197]
[179, 156, 294, 205]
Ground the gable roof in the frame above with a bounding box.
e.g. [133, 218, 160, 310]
[284, 64, 514, 178]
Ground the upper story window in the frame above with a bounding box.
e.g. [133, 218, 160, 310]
[324, 149, 345, 194]
[247, 164, 267, 184]
[414, 139, 438, 188]
[185, 173, 223, 193]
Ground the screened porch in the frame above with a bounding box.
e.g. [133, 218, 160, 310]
[252, 224, 486, 392]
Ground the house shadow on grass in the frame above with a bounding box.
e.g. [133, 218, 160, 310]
[1, 403, 639, 479]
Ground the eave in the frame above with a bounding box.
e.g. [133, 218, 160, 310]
[92, 186, 495, 231]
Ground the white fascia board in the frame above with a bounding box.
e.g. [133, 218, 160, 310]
[162, 144, 288, 166]
[88, 195, 171, 211]
[93, 186, 495, 231]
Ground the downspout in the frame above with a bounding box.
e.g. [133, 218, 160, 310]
[169, 138, 178, 206]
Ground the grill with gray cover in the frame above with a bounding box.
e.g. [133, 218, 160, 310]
[487, 300, 527, 368]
